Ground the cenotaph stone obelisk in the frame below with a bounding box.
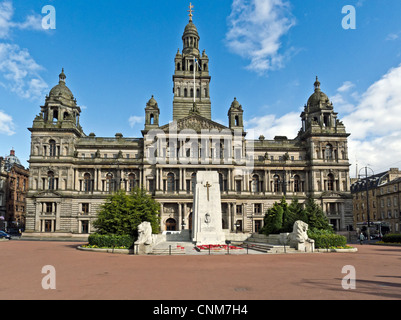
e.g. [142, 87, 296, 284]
[192, 171, 225, 245]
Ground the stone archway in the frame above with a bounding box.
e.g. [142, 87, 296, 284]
[166, 218, 177, 231]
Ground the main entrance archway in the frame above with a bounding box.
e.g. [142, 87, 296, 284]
[166, 218, 177, 231]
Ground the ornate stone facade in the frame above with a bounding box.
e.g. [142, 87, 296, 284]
[24, 13, 353, 238]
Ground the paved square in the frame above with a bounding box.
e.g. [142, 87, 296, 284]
[1, 240, 400, 300]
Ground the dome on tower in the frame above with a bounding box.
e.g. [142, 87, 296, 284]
[48, 68, 75, 102]
[4, 149, 22, 171]
[146, 95, 159, 109]
[307, 77, 331, 111]
[229, 97, 242, 111]
[183, 21, 199, 37]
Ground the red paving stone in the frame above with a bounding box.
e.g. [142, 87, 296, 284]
[1, 240, 401, 300]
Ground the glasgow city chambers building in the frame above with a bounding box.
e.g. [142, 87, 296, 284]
[24, 12, 353, 239]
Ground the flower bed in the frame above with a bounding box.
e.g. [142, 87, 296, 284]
[195, 244, 243, 251]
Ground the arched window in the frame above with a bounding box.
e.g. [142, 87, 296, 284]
[52, 109, 58, 122]
[204, 88, 208, 97]
[251, 175, 260, 193]
[167, 172, 175, 193]
[190, 88, 194, 97]
[166, 218, 177, 231]
[84, 173, 92, 192]
[128, 173, 136, 191]
[196, 88, 200, 98]
[177, 63, 181, 71]
[293, 175, 300, 192]
[177, 87, 181, 96]
[325, 144, 333, 160]
[184, 88, 188, 97]
[327, 173, 335, 191]
[106, 173, 114, 193]
[48, 171, 55, 190]
[273, 174, 281, 193]
[235, 115, 239, 126]
[189, 64, 194, 72]
[324, 115, 330, 127]
[49, 140, 57, 157]
[150, 114, 154, 125]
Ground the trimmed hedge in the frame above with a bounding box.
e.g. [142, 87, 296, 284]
[382, 234, 401, 243]
[308, 230, 347, 248]
[88, 233, 134, 248]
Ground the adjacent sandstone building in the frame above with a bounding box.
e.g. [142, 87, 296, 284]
[0, 150, 29, 230]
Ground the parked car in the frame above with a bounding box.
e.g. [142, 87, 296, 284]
[0, 231, 11, 240]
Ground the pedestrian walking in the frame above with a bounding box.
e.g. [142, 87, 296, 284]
[359, 232, 365, 245]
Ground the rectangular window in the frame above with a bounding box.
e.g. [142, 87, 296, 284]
[236, 205, 242, 215]
[81, 220, 89, 234]
[82, 203, 90, 214]
[236, 180, 242, 193]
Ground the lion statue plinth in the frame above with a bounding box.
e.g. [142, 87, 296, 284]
[287, 220, 315, 252]
[135, 221, 155, 254]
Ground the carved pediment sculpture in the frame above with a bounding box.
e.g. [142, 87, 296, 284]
[160, 115, 229, 133]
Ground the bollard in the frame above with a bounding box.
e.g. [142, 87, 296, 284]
[169, 245, 171, 255]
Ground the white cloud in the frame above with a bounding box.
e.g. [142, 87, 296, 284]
[128, 115, 144, 128]
[0, 0, 13, 38]
[244, 65, 401, 178]
[329, 64, 401, 176]
[337, 81, 355, 93]
[386, 33, 399, 41]
[342, 65, 401, 141]
[225, 0, 295, 75]
[0, 43, 48, 100]
[14, 13, 43, 31]
[0, 1, 43, 39]
[245, 111, 300, 139]
[0, 1, 49, 100]
[0, 110, 15, 135]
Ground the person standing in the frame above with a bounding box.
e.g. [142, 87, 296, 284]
[359, 232, 365, 245]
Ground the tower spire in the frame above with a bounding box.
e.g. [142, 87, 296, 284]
[188, 2, 194, 22]
[314, 76, 320, 91]
[59, 68, 66, 84]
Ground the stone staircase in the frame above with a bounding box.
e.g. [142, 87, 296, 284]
[150, 242, 188, 255]
[241, 233, 298, 254]
[240, 242, 297, 254]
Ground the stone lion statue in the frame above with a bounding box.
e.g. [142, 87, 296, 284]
[287, 220, 315, 252]
[288, 220, 310, 243]
[136, 221, 153, 245]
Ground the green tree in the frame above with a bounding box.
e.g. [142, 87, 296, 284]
[283, 197, 305, 232]
[260, 196, 332, 235]
[261, 200, 284, 235]
[304, 196, 332, 231]
[93, 187, 160, 238]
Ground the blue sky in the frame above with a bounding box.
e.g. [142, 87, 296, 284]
[1, 0, 401, 177]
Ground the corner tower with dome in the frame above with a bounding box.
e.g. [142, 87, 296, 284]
[24, 5, 353, 239]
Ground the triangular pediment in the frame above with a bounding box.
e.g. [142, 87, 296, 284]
[33, 190, 63, 198]
[160, 114, 230, 133]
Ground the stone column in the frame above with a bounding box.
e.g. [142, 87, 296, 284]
[178, 203, 182, 231]
[227, 203, 232, 231]
[179, 168, 183, 191]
